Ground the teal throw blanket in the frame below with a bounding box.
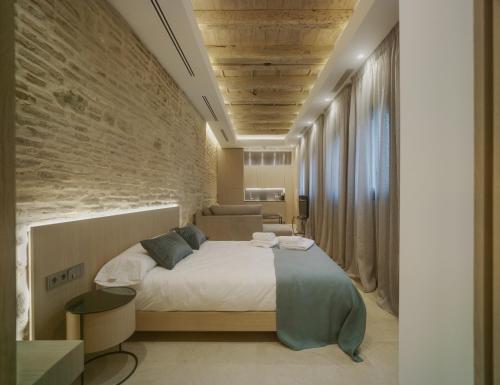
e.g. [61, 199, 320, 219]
[273, 245, 366, 362]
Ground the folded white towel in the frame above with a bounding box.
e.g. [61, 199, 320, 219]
[252, 232, 276, 241]
[277, 235, 303, 243]
[250, 238, 279, 248]
[278, 237, 315, 251]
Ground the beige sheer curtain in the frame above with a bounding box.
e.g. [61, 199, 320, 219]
[298, 130, 309, 196]
[304, 115, 324, 239]
[299, 26, 399, 315]
[347, 26, 399, 314]
[317, 86, 351, 266]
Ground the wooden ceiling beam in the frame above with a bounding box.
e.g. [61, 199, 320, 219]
[194, 10, 351, 28]
[230, 112, 297, 121]
[231, 117, 296, 124]
[217, 75, 316, 90]
[226, 100, 304, 105]
[192, 1, 356, 136]
[199, 25, 343, 33]
[231, 119, 293, 127]
[207, 45, 330, 65]
[213, 58, 326, 65]
[191, 0, 358, 11]
[223, 89, 308, 104]
[236, 129, 290, 135]
[235, 122, 292, 130]
[213, 64, 323, 72]
[228, 105, 301, 115]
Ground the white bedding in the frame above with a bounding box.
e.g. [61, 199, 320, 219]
[134, 241, 276, 312]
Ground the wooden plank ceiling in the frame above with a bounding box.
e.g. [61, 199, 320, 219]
[192, 0, 356, 136]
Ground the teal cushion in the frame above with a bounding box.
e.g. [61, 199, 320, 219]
[140, 232, 192, 270]
[175, 224, 207, 250]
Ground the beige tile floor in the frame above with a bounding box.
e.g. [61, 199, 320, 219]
[85, 286, 398, 385]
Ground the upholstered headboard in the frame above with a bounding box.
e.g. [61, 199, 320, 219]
[29, 206, 180, 340]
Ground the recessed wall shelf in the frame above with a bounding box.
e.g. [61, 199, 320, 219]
[245, 188, 285, 202]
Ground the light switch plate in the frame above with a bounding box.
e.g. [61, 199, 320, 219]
[67, 263, 84, 280]
[46, 263, 85, 290]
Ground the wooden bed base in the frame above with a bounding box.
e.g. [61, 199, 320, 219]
[136, 311, 277, 332]
[30, 207, 278, 339]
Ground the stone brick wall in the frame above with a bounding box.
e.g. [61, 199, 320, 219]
[15, 0, 218, 227]
[14, 0, 218, 336]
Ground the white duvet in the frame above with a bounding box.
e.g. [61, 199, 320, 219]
[134, 241, 277, 312]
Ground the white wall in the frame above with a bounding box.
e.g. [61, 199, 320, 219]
[399, 1, 474, 385]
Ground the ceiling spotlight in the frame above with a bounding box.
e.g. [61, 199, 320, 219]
[357, 53, 365, 60]
[324, 97, 332, 102]
[306, 121, 313, 125]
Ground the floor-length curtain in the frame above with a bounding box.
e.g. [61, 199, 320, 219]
[317, 86, 351, 267]
[346, 26, 399, 314]
[298, 25, 399, 315]
[298, 130, 309, 196]
[376, 27, 399, 315]
[305, 116, 324, 239]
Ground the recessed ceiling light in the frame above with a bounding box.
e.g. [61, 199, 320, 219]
[306, 121, 313, 125]
[324, 97, 332, 102]
[357, 53, 365, 60]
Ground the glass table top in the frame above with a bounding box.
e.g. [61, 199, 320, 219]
[65, 286, 136, 315]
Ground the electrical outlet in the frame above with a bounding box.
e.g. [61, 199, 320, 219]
[59, 269, 68, 283]
[46, 263, 84, 290]
[46, 269, 67, 290]
[46, 272, 59, 289]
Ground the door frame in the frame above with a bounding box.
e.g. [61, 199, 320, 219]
[474, 0, 499, 384]
[493, 1, 500, 381]
[0, 0, 16, 383]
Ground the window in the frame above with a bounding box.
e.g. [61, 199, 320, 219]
[370, 107, 391, 199]
[244, 151, 292, 166]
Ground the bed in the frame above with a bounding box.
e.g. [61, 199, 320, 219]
[134, 241, 276, 312]
[102, 238, 366, 361]
[30, 206, 365, 361]
[131, 240, 278, 333]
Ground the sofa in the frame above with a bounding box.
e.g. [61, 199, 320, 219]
[194, 204, 263, 241]
[195, 204, 295, 241]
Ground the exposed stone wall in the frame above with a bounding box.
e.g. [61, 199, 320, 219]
[14, 0, 218, 336]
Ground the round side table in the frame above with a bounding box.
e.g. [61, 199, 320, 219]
[65, 286, 137, 385]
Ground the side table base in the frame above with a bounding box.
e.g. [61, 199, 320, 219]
[82, 344, 138, 385]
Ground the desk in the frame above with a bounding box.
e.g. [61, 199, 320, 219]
[17, 340, 83, 385]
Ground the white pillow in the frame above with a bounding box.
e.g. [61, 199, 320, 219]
[94, 243, 157, 287]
